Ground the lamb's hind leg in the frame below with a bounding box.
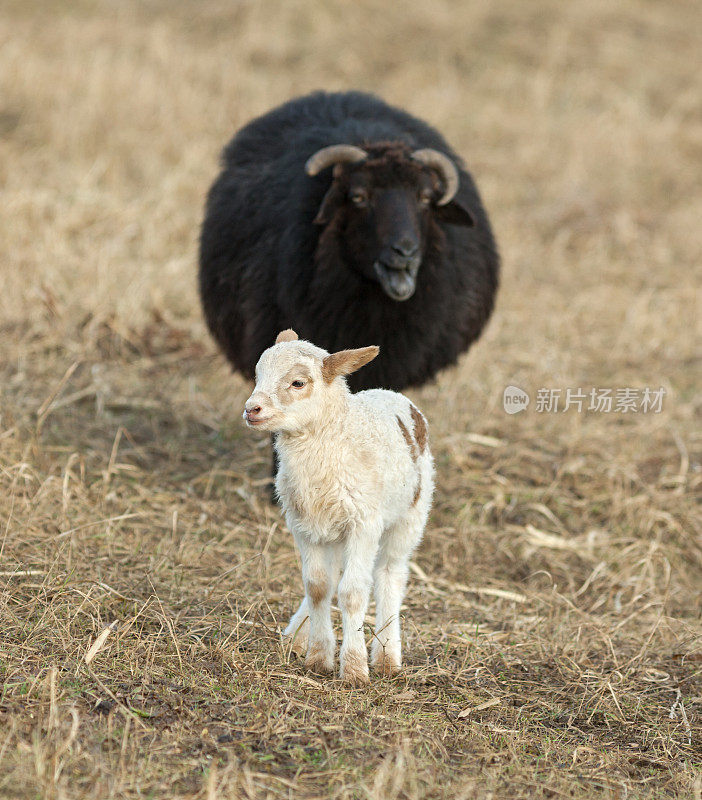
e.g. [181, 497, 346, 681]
[371, 512, 424, 675]
[283, 540, 342, 655]
[283, 597, 309, 655]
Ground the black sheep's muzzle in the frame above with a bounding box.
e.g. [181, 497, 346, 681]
[373, 259, 420, 301]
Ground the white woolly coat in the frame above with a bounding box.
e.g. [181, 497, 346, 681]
[275, 388, 434, 545]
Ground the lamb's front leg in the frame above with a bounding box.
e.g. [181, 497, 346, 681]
[338, 523, 382, 686]
[293, 532, 339, 674]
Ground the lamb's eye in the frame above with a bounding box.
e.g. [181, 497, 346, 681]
[350, 191, 367, 206]
[291, 379, 306, 389]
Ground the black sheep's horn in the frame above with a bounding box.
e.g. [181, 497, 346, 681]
[411, 149, 459, 205]
[305, 145, 368, 176]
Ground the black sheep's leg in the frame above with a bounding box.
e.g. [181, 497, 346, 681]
[270, 434, 279, 504]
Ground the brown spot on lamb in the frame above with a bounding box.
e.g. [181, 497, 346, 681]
[410, 404, 428, 454]
[397, 416, 418, 462]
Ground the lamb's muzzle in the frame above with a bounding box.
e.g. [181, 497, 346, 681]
[244, 330, 435, 684]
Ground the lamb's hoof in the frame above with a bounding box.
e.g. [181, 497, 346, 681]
[305, 643, 334, 674]
[342, 669, 370, 687]
[340, 650, 370, 686]
[372, 651, 401, 677]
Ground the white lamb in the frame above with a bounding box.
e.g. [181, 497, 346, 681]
[243, 329, 434, 685]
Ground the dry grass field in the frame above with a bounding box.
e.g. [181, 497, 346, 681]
[1, 1, 700, 797]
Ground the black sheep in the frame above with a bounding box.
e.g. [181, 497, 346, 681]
[199, 90, 499, 392]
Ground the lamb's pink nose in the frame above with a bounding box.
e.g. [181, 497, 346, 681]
[244, 402, 262, 420]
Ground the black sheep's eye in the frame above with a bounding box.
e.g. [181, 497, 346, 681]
[350, 191, 367, 206]
[419, 191, 432, 206]
[291, 380, 306, 389]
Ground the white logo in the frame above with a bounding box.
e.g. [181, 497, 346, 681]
[503, 385, 529, 414]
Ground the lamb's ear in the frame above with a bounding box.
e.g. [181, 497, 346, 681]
[275, 329, 298, 344]
[313, 183, 343, 225]
[322, 346, 379, 383]
[433, 198, 475, 227]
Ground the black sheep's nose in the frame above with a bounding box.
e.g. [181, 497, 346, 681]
[392, 239, 419, 259]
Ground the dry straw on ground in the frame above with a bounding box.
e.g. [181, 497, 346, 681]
[0, 1, 700, 798]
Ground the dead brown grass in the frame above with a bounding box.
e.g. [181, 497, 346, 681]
[0, 1, 700, 798]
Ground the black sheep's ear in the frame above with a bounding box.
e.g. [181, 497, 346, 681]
[434, 198, 475, 227]
[313, 184, 343, 225]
